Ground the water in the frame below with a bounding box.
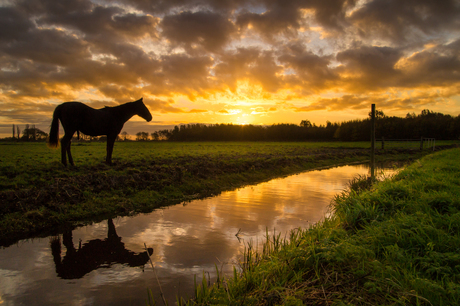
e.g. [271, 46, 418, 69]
[0, 164, 397, 305]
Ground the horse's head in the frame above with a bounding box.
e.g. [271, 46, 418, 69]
[134, 98, 152, 122]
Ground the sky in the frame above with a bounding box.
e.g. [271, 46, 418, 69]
[1, 0, 460, 138]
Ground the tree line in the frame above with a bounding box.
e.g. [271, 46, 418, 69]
[4, 109, 459, 142]
[147, 109, 460, 141]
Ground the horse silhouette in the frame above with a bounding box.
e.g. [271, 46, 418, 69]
[48, 98, 152, 166]
[50, 219, 153, 279]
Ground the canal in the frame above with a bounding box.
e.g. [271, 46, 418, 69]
[0, 164, 397, 305]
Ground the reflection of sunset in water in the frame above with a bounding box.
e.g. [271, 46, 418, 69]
[0, 164, 398, 305]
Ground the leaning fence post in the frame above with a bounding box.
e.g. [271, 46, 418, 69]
[420, 137, 424, 150]
[371, 104, 375, 181]
[381, 136, 385, 150]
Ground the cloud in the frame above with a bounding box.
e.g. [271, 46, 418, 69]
[155, 53, 216, 99]
[279, 42, 338, 91]
[335, 45, 403, 91]
[144, 98, 208, 113]
[236, 5, 301, 40]
[1, 0, 460, 133]
[214, 48, 283, 92]
[396, 40, 460, 87]
[349, 0, 460, 43]
[0, 6, 34, 42]
[161, 10, 235, 52]
[32, 2, 159, 41]
[293, 94, 367, 112]
[236, 0, 356, 40]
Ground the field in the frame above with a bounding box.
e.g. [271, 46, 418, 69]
[0, 140, 456, 246]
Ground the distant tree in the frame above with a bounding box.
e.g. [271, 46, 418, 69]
[120, 131, 129, 141]
[151, 131, 160, 141]
[300, 120, 312, 128]
[136, 131, 149, 141]
[369, 109, 385, 119]
[406, 112, 416, 119]
[158, 129, 171, 140]
[21, 126, 48, 141]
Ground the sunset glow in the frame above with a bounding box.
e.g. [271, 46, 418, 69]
[1, 0, 460, 137]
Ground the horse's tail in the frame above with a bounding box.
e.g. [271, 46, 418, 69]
[47, 105, 61, 148]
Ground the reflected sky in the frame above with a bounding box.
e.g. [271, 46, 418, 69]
[0, 164, 396, 305]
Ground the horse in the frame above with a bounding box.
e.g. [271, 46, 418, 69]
[48, 98, 152, 166]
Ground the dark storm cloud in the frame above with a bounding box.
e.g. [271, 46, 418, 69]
[0, 6, 34, 41]
[349, 0, 460, 42]
[38, 5, 158, 39]
[278, 42, 338, 90]
[16, 0, 93, 15]
[236, 5, 301, 39]
[1, 28, 90, 66]
[117, 0, 250, 15]
[333, 42, 460, 92]
[156, 53, 215, 99]
[161, 10, 235, 52]
[236, 0, 356, 40]
[335, 45, 403, 90]
[310, 0, 356, 30]
[397, 39, 460, 87]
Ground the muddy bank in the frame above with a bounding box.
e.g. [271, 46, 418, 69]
[0, 146, 452, 246]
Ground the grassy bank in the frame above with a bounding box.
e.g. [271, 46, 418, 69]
[176, 148, 460, 305]
[0, 141, 455, 246]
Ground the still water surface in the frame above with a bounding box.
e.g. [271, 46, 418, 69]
[0, 164, 396, 305]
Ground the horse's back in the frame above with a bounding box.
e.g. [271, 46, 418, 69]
[58, 102, 110, 136]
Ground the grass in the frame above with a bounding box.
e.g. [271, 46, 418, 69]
[168, 148, 460, 305]
[0, 140, 457, 246]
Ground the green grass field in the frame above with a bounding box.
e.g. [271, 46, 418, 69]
[0, 140, 457, 246]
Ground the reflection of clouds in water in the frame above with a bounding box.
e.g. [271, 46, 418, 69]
[0, 269, 31, 300]
[163, 230, 233, 268]
[88, 265, 146, 286]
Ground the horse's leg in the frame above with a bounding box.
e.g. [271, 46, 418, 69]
[106, 134, 117, 165]
[67, 141, 74, 166]
[60, 133, 74, 166]
[60, 135, 69, 166]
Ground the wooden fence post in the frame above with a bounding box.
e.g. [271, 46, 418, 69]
[420, 137, 424, 150]
[371, 104, 375, 181]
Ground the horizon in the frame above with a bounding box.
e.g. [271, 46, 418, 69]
[1, 0, 460, 139]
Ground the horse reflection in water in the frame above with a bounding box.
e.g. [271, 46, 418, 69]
[50, 219, 153, 279]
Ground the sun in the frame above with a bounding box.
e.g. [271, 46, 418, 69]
[235, 114, 252, 125]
